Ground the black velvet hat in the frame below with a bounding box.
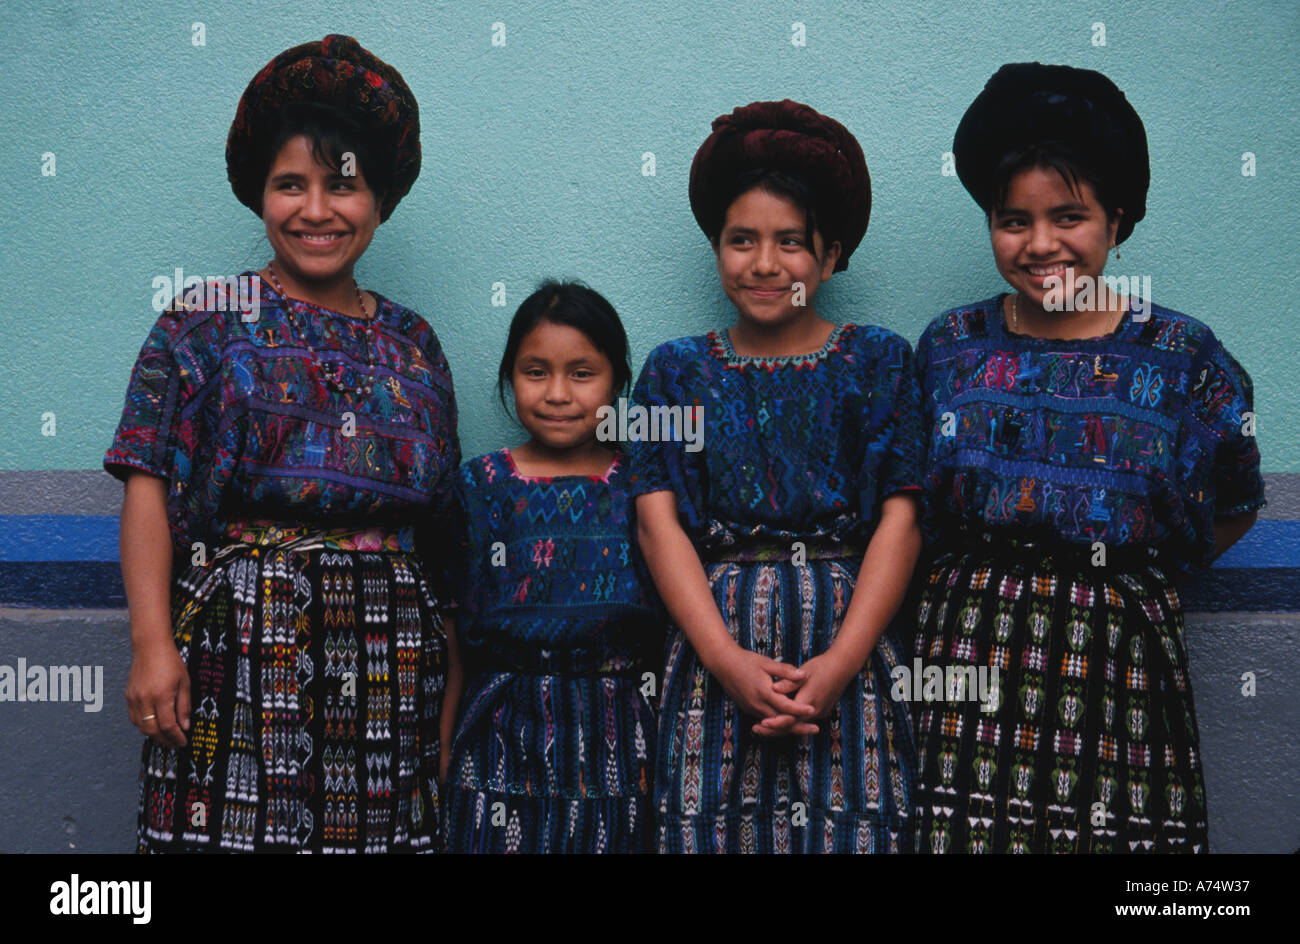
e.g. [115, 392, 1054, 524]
[953, 63, 1149, 244]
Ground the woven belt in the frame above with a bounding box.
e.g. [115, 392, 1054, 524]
[952, 526, 1162, 570]
[213, 518, 415, 561]
[701, 534, 866, 564]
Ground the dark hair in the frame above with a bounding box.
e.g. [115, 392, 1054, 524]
[987, 141, 1121, 224]
[497, 280, 633, 417]
[713, 168, 830, 261]
[252, 101, 392, 214]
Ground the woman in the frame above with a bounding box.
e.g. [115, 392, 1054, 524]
[912, 63, 1263, 853]
[105, 35, 460, 852]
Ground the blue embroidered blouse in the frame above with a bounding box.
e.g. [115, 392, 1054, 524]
[626, 323, 925, 553]
[915, 295, 1265, 573]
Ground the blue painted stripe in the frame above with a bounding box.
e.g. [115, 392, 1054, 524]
[1179, 569, 1300, 613]
[0, 562, 126, 608]
[1, 514, 1297, 566]
[0, 516, 1296, 613]
[1, 515, 122, 561]
[1214, 521, 1300, 567]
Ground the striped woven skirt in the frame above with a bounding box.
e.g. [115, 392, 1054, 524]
[136, 521, 446, 853]
[655, 543, 917, 854]
[911, 535, 1208, 853]
[443, 669, 655, 854]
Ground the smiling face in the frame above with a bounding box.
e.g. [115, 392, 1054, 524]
[261, 135, 381, 289]
[990, 164, 1121, 314]
[714, 187, 840, 331]
[511, 320, 616, 454]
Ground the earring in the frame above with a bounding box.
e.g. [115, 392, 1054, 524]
[1113, 244, 1121, 261]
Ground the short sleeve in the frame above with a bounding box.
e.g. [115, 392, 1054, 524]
[625, 344, 675, 496]
[911, 324, 947, 544]
[1194, 339, 1265, 518]
[625, 343, 707, 535]
[104, 306, 219, 559]
[912, 324, 937, 427]
[857, 332, 925, 527]
[103, 307, 191, 484]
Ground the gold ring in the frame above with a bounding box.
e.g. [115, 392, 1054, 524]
[141, 714, 156, 722]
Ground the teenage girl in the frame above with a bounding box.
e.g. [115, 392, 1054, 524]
[629, 100, 924, 853]
[912, 63, 1263, 853]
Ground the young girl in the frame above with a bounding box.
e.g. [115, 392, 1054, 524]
[629, 100, 923, 853]
[442, 281, 661, 853]
[913, 63, 1263, 853]
[107, 36, 459, 852]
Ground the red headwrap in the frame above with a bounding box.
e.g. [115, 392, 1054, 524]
[226, 34, 421, 222]
[689, 99, 870, 271]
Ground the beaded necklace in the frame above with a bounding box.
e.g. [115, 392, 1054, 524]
[265, 260, 376, 397]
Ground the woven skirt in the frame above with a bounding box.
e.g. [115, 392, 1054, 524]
[136, 523, 446, 853]
[911, 537, 1208, 853]
[655, 544, 917, 854]
[443, 671, 655, 854]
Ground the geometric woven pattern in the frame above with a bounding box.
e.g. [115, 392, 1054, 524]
[443, 449, 661, 852]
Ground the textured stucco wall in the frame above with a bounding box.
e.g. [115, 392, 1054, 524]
[2, 608, 1294, 853]
[1, 0, 1296, 852]
[1, 0, 1296, 468]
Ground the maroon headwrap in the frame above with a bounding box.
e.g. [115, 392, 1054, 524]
[226, 34, 421, 222]
[689, 99, 870, 271]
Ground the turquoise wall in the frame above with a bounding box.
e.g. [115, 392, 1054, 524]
[1, 0, 1297, 855]
[1, 0, 1296, 469]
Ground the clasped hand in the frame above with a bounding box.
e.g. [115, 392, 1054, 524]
[711, 646, 855, 738]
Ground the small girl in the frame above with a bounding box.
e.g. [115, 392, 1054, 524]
[442, 281, 661, 853]
[630, 100, 923, 853]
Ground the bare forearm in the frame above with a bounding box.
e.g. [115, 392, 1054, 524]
[120, 474, 174, 650]
[635, 496, 736, 673]
[827, 495, 922, 672]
